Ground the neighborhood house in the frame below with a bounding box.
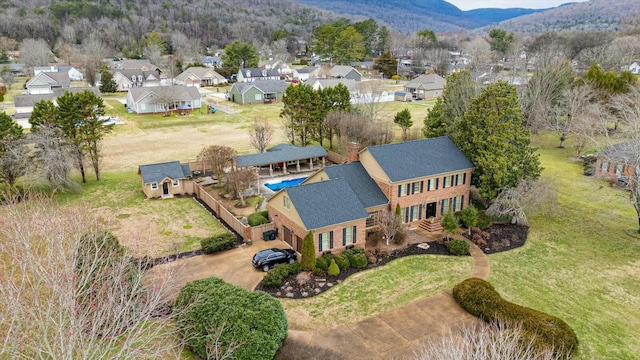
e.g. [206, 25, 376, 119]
[126, 86, 201, 114]
[267, 137, 474, 256]
[404, 73, 446, 99]
[228, 80, 288, 105]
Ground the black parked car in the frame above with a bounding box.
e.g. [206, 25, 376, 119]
[252, 248, 297, 272]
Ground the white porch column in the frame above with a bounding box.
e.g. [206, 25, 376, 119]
[309, 158, 314, 170]
[269, 164, 274, 176]
[296, 160, 300, 172]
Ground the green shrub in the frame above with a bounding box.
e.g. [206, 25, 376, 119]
[201, 232, 236, 254]
[312, 267, 324, 276]
[262, 262, 303, 288]
[446, 239, 470, 256]
[174, 277, 288, 360]
[248, 210, 269, 226]
[453, 278, 578, 358]
[300, 231, 316, 271]
[476, 210, 491, 229]
[343, 247, 368, 268]
[327, 259, 340, 276]
[315, 257, 329, 271]
[334, 253, 350, 270]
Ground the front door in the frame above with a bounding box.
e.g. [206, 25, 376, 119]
[162, 182, 169, 196]
[425, 202, 437, 218]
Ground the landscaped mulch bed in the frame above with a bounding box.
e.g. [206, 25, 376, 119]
[257, 223, 529, 299]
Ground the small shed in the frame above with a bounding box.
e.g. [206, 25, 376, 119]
[395, 91, 412, 102]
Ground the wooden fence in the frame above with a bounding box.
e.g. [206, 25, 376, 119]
[193, 183, 275, 242]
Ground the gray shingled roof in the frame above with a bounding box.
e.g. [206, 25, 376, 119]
[231, 80, 288, 95]
[235, 144, 327, 167]
[365, 137, 474, 182]
[296, 66, 317, 74]
[52, 87, 101, 97]
[14, 93, 55, 107]
[138, 161, 191, 184]
[286, 178, 368, 230]
[405, 73, 446, 91]
[174, 67, 225, 82]
[309, 78, 357, 93]
[323, 162, 388, 209]
[239, 68, 281, 78]
[330, 65, 360, 78]
[128, 86, 200, 103]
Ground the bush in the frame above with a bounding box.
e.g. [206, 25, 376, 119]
[446, 239, 470, 256]
[342, 247, 368, 268]
[200, 232, 236, 254]
[453, 278, 578, 358]
[312, 267, 324, 276]
[334, 253, 350, 270]
[583, 164, 595, 176]
[174, 277, 288, 360]
[327, 259, 340, 276]
[248, 210, 269, 226]
[315, 256, 328, 271]
[476, 211, 492, 229]
[393, 229, 406, 244]
[262, 262, 303, 288]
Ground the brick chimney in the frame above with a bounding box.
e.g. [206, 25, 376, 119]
[346, 142, 362, 163]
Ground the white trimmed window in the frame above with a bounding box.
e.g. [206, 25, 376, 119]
[283, 195, 290, 209]
[150, 182, 158, 190]
[343, 226, 356, 245]
[255, 93, 263, 101]
[172, 179, 179, 187]
[319, 231, 333, 251]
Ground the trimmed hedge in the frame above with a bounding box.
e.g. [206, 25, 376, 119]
[446, 239, 470, 256]
[315, 257, 329, 271]
[262, 262, 303, 288]
[453, 278, 578, 358]
[201, 232, 236, 254]
[248, 210, 269, 226]
[174, 277, 288, 360]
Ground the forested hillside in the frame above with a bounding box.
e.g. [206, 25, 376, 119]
[494, 0, 640, 32]
[0, 0, 335, 50]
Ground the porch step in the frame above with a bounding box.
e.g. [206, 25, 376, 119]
[419, 218, 443, 232]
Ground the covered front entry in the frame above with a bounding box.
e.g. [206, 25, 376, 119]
[162, 182, 169, 196]
[425, 202, 437, 218]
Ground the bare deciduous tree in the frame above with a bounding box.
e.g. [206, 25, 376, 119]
[461, 37, 491, 72]
[0, 138, 29, 187]
[0, 196, 184, 359]
[19, 38, 51, 73]
[198, 145, 236, 182]
[29, 123, 78, 194]
[325, 110, 393, 151]
[414, 321, 570, 360]
[249, 116, 274, 153]
[377, 208, 402, 246]
[225, 167, 258, 206]
[486, 179, 558, 226]
[355, 79, 388, 122]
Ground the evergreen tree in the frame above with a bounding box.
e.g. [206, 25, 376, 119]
[452, 81, 541, 200]
[441, 211, 459, 240]
[373, 51, 397, 79]
[459, 204, 478, 235]
[0, 112, 23, 154]
[300, 231, 316, 271]
[222, 41, 259, 71]
[76, 91, 109, 181]
[29, 100, 58, 130]
[99, 70, 117, 93]
[332, 26, 366, 65]
[393, 108, 413, 140]
[488, 29, 515, 60]
[423, 98, 446, 138]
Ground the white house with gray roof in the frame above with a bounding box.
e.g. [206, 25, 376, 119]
[174, 67, 227, 87]
[236, 68, 281, 82]
[138, 161, 193, 198]
[26, 72, 71, 94]
[126, 86, 201, 114]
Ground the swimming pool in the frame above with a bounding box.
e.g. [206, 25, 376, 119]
[264, 177, 307, 191]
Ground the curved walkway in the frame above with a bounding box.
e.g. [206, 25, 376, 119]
[286, 239, 490, 360]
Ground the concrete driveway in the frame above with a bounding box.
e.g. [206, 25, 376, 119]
[158, 239, 293, 296]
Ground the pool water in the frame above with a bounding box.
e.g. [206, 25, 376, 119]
[264, 177, 307, 191]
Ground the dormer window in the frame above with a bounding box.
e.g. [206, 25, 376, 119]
[138, 75, 143, 82]
[262, 70, 267, 77]
[246, 70, 251, 77]
[131, 75, 136, 81]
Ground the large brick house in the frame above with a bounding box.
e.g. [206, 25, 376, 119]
[594, 140, 638, 184]
[267, 137, 474, 256]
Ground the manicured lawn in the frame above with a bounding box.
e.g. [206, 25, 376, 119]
[280, 254, 473, 331]
[56, 171, 227, 257]
[489, 132, 640, 359]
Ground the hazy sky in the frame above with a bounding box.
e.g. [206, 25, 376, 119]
[447, 0, 589, 11]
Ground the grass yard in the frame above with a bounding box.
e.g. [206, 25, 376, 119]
[56, 171, 227, 257]
[281, 254, 472, 331]
[488, 132, 640, 360]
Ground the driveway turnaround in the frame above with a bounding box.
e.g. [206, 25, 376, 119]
[289, 239, 490, 359]
[159, 239, 292, 297]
